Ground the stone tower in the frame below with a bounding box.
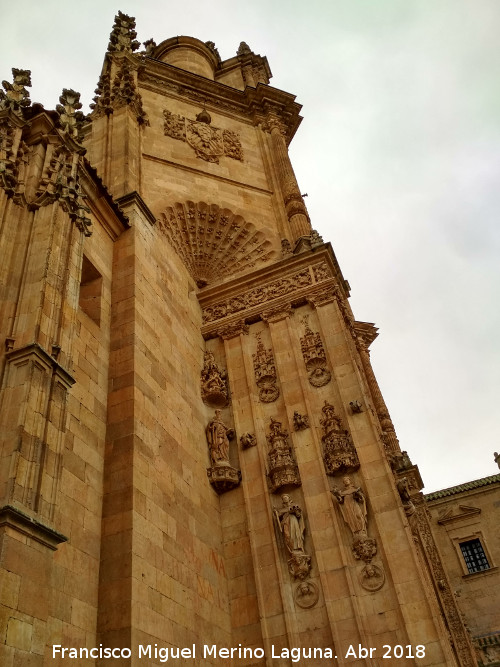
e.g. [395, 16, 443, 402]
[0, 12, 478, 667]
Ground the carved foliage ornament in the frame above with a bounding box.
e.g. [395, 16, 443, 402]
[320, 401, 359, 474]
[107, 11, 140, 53]
[56, 89, 86, 143]
[300, 315, 331, 387]
[253, 334, 279, 403]
[164, 108, 243, 164]
[158, 201, 275, 287]
[266, 418, 300, 492]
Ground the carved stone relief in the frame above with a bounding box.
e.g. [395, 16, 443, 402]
[205, 409, 241, 494]
[240, 433, 256, 449]
[266, 418, 301, 493]
[273, 493, 311, 580]
[107, 11, 140, 53]
[0, 68, 31, 116]
[293, 411, 309, 431]
[163, 107, 243, 164]
[320, 401, 359, 475]
[294, 580, 319, 608]
[202, 268, 311, 323]
[300, 315, 331, 387]
[359, 563, 385, 591]
[158, 201, 275, 288]
[332, 476, 380, 570]
[253, 333, 279, 403]
[201, 351, 229, 407]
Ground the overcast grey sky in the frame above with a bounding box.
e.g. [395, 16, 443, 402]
[2, 0, 499, 492]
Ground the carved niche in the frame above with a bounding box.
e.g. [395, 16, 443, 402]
[163, 108, 243, 164]
[273, 493, 312, 580]
[201, 351, 229, 408]
[266, 418, 301, 493]
[253, 333, 279, 403]
[158, 201, 275, 287]
[320, 401, 359, 475]
[300, 315, 331, 387]
[205, 409, 241, 494]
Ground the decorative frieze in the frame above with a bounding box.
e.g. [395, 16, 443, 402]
[266, 417, 300, 493]
[201, 351, 229, 408]
[320, 401, 359, 474]
[202, 268, 311, 323]
[273, 493, 311, 580]
[205, 409, 241, 494]
[253, 334, 279, 403]
[163, 107, 243, 164]
[300, 315, 331, 387]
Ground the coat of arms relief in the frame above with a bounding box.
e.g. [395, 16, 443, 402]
[163, 108, 243, 164]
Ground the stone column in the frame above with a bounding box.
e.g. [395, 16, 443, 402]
[265, 113, 311, 242]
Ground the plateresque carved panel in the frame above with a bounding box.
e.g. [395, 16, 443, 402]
[300, 315, 331, 387]
[320, 401, 359, 474]
[266, 417, 301, 493]
[253, 333, 279, 403]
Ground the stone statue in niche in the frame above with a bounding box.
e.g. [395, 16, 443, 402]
[201, 350, 229, 408]
[332, 476, 367, 537]
[320, 401, 359, 474]
[206, 409, 233, 466]
[205, 410, 241, 494]
[293, 411, 309, 431]
[300, 315, 331, 388]
[332, 476, 378, 565]
[266, 418, 301, 492]
[294, 580, 319, 608]
[274, 494, 311, 580]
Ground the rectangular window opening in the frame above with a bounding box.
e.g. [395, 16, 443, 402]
[459, 538, 490, 574]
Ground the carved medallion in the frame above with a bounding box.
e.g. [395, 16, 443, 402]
[294, 581, 319, 608]
[320, 401, 359, 475]
[253, 334, 279, 403]
[359, 563, 385, 591]
[300, 316, 331, 387]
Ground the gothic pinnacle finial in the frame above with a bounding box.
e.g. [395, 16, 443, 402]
[0, 68, 32, 116]
[56, 89, 86, 142]
[107, 11, 140, 53]
[237, 42, 252, 56]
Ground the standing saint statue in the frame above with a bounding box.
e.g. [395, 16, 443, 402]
[274, 494, 306, 554]
[206, 409, 234, 467]
[332, 476, 367, 537]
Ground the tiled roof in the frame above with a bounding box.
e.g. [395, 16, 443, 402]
[424, 473, 500, 501]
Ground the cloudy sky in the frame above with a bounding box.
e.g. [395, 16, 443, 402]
[2, 0, 499, 492]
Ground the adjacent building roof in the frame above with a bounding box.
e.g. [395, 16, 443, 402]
[425, 473, 500, 501]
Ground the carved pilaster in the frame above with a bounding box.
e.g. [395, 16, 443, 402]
[410, 495, 477, 667]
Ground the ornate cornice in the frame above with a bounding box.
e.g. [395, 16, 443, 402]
[199, 245, 350, 339]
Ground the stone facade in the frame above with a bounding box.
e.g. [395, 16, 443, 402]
[0, 11, 496, 667]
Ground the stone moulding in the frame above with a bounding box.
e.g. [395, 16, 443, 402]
[0, 505, 67, 551]
[158, 201, 276, 287]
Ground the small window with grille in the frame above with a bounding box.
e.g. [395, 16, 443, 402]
[459, 538, 490, 574]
